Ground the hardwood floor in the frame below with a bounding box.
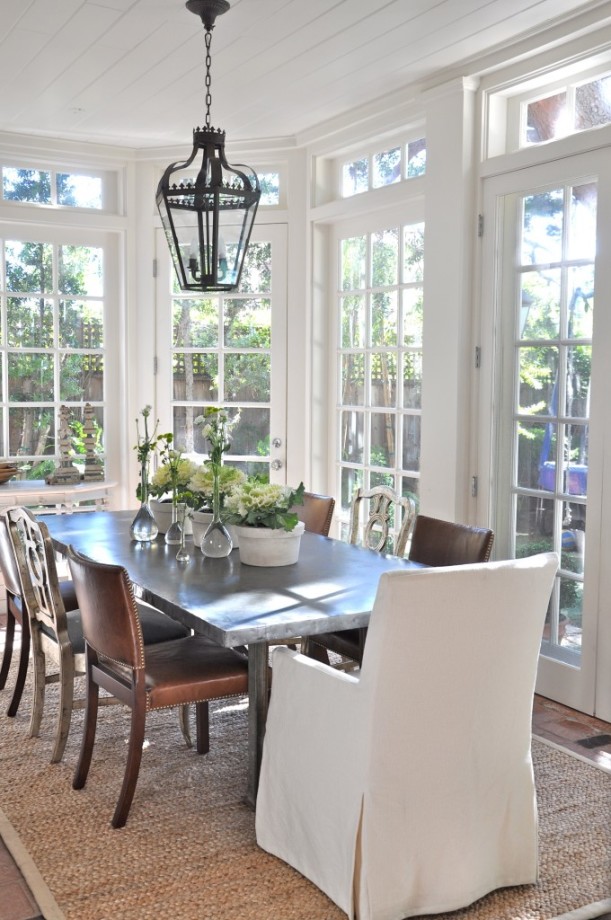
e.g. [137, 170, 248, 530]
[1, 610, 610, 919]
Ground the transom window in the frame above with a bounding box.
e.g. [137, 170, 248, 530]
[1, 166, 112, 210]
[341, 138, 426, 198]
[525, 72, 611, 145]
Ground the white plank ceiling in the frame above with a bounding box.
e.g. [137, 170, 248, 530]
[0, 0, 607, 148]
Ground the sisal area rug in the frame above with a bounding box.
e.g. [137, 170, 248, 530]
[0, 667, 610, 920]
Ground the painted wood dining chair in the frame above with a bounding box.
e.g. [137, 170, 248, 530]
[66, 546, 250, 828]
[0, 511, 78, 718]
[302, 486, 416, 666]
[5, 506, 192, 763]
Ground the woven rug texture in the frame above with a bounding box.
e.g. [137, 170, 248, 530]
[0, 668, 610, 920]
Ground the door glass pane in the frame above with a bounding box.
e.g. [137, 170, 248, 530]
[224, 298, 271, 347]
[371, 229, 398, 287]
[341, 411, 364, 463]
[341, 354, 365, 405]
[342, 236, 367, 290]
[341, 294, 365, 347]
[371, 292, 398, 347]
[520, 269, 560, 339]
[521, 190, 564, 263]
[510, 181, 596, 660]
[173, 298, 218, 347]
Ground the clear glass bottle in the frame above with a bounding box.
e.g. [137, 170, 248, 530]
[201, 467, 233, 557]
[165, 489, 183, 545]
[175, 505, 191, 563]
[130, 458, 159, 542]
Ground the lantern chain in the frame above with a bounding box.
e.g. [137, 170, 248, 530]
[204, 28, 213, 128]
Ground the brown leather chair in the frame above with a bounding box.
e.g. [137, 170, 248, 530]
[408, 514, 494, 566]
[5, 507, 191, 763]
[303, 486, 415, 666]
[305, 511, 494, 667]
[66, 546, 249, 828]
[0, 509, 78, 719]
[296, 492, 335, 537]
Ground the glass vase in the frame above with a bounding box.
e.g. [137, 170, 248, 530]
[165, 491, 183, 545]
[130, 459, 158, 542]
[201, 467, 233, 558]
[175, 505, 191, 563]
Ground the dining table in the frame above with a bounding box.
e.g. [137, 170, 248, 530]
[43, 509, 425, 803]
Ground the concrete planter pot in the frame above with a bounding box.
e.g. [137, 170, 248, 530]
[234, 521, 305, 567]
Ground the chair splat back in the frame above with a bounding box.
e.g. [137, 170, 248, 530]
[7, 508, 71, 650]
[350, 486, 415, 557]
[297, 492, 335, 537]
[408, 514, 494, 566]
[67, 550, 145, 670]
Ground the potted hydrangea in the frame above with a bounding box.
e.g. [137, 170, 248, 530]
[224, 480, 305, 566]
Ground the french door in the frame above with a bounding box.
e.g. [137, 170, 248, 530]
[480, 150, 611, 718]
[155, 224, 287, 482]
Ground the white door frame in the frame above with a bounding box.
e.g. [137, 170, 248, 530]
[479, 149, 611, 718]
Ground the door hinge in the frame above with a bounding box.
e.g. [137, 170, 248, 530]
[153, 356, 158, 376]
[152, 258, 158, 278]
[478, 214, 484, 237]
[475, 345, 481, 368]
[471, 476, 478, 498]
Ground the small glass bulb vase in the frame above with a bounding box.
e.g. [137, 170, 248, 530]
[130, 459, 158, 542]
[175, 507, 191, 564]
[201, 467, 233, 558]
[165, 491, 183, 545]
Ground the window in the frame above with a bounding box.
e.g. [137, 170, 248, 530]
[525, 73, 611, 145]
[1, 166, 112, 210]
[341, 138, 426, 198]
[337, 222, 424, 545]
[258, 172, 280, 206]
[166, 239, 277, 478]
[0, 234, 106, 479]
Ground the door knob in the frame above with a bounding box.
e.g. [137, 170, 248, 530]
[272, 438, 282, 448]
[271, 459, 283, 471]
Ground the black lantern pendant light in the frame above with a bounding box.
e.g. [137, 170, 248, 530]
[156, 0, 260, 292]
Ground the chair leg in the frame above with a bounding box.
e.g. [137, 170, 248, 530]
[50, 645, 75, 764]
[303, 639, 331, 665]
[73, 671, 99, 792]
[6, 619, 29, 717]
[178, 703, 192, 748]
[28, 626, 46, 738]
[112, 698, 146, 829]
[195, 701, 210, 755]
[0, 609, 15, 690]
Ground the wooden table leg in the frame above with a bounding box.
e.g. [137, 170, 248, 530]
[245, 642, 269, 808]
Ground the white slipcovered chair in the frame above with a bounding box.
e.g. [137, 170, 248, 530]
[255, 553, 558, 920]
